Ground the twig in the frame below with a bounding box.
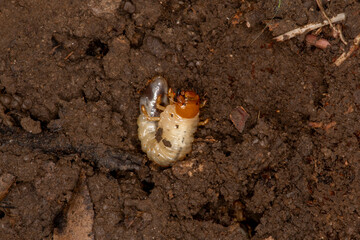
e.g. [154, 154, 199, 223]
[334, 33, 360, 66]
[64, 51, 74, 60]
[316, 0, 347, 45]
[274, 13, 345, 42]
[336, 24, 347, 46]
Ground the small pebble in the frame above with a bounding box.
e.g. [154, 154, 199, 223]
[123, 1, 135, 14]
[21, 99, 33, 110]
[0, 95, 12, 107]
[0, 60, 5, 72]
[10, 99, 20, 109]
[144, 36, 167, 58]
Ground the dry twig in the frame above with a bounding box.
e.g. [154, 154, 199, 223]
[334, 33, 360, 66]
[274, 13, 345, 42]
[315, 0, 347, 45]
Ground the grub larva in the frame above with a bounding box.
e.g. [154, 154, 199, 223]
[137, 76, 208, 167]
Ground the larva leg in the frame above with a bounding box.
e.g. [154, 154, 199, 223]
[141, 105, 161, 121]
[198, 118, 209, 126]
[200, 99, 207, 108]
[156, 95, 166, 111]
[168, 88, 175, 104]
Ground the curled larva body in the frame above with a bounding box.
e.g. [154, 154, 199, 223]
[137, 76, 203, 167]
[138, 104, 199, 166]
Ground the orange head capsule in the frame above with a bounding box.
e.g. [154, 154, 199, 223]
[175, 91, 200, 118]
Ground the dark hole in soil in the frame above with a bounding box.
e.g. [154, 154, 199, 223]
[240, 214, 261, 236]
[86, 39, 109, 58]
[109, 170, 120, 179]
[51, 36, 60, 47]
[129, 29, 145, 48]
[192, 195, 233, 227]
[224, 150, 231, 157]
[109, 170, 137, 180]
[53, 210, 66, 233]
[193, 195, 261, 234]
[0, 210, 5, 219]
[50, 36, 64, 54]
[141, 180, 155, 194]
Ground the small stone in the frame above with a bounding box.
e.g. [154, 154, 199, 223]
[10, 98, 20, 109]
[123, 1, 135, 13]
[0, 95, 12, 107]
[144, 36, 167, 58]
[47, 119, 64, 132]
[88, 0, 122, 17]
[21, 117, 42, 134]
[21, 99, 33, 110]
[0, 60, 5, 72]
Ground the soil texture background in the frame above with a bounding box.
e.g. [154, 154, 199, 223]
[0, 0, 360, 239]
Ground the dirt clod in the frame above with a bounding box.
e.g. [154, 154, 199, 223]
[20, 117, 42, 134]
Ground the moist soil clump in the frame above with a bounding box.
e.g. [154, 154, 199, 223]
[0, 0, 359, 239]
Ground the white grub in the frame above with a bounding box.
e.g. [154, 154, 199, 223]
[138, 105, 199, 166]
[274, 13, 345, 42]
[137, 76, 202, 167]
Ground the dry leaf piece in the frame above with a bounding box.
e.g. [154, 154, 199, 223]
[230, 106, 249, 133]
[53, 174, 94, 240]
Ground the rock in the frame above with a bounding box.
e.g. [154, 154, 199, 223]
[123, 1, 135, 14]
[132, 0, 161, 27]
[88, 0, 123, 17]
[144, 36, 168, 59]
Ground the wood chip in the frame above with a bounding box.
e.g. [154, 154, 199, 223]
[324, 121, 337, 132]
[0, 173, 16, 201]
[309, 122, 323, 128]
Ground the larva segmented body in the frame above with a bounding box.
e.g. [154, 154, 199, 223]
[137, 76, 204, 167]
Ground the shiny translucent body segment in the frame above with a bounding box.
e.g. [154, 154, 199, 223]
[139, 76, 169, 117]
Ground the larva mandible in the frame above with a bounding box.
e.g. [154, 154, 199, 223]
[137, 76, 208, 167]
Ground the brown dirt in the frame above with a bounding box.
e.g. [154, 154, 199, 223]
[0, 0, 359, 239]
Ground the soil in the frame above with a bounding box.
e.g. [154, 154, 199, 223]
[0, 0, 359, 239]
